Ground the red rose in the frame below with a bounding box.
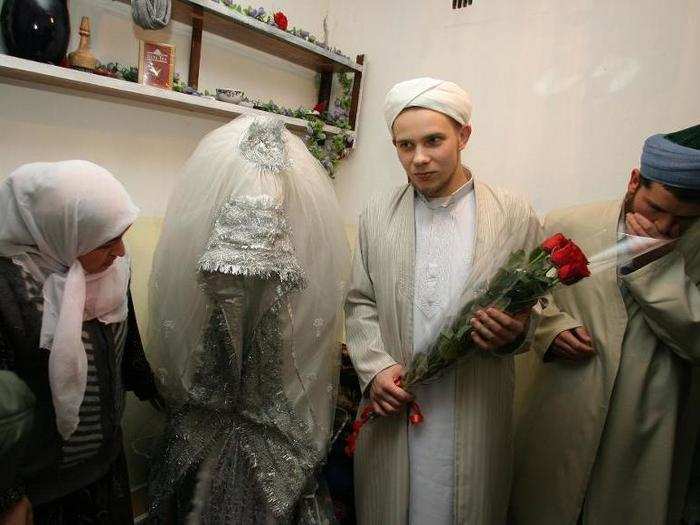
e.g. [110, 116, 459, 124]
[541, 233, 569, 253]
[547, 238, 590, 285]
[549, 241, 588, 268]
[313, 101, 327, 113]
[273, 12, 288, 31]
[557, 262, 591, 285]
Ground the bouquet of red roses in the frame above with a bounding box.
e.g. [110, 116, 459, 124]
[345, 233, 590, 456]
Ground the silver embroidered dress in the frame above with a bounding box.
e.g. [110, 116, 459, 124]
[146, 116, 350, 523]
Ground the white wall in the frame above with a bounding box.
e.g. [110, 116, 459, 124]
[6, 1, 697, 222]
[0, 0, 330, 216]
[327, 0, 700, 220]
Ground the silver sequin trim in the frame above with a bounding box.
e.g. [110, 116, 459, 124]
[198, 194, 306, 289]
[239, 117, 290, 173]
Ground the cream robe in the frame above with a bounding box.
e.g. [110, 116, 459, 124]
[512, 199, 700, 525]
[346, 179, 541, 525]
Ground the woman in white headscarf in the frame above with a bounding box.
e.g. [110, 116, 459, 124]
[147, 115, 350, 524]
[0, 160, 159, 524]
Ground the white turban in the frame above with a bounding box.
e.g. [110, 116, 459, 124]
[384, 77, 472, 132]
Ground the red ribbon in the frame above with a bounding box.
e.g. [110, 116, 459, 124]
[393, 378, 424, 426]
[344, 405, 374, 456]
[408, 402, 424, 425]
[344, 379, 425, 457]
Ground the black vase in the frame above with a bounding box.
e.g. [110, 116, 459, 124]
[1, 0, 70, 64]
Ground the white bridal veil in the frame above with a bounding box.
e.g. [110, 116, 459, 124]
[148, 115, 350, 461]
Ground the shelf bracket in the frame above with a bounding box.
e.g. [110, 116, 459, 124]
[349, 54, 365, 130]
[188, 5, 204, 89]
[317, 70, 333, 112]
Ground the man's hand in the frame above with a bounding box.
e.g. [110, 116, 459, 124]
[470, 308, 530, 352]
[625, 212, 678, 267]
[547, 326, 595, 361]
[369, 364, 413, 416]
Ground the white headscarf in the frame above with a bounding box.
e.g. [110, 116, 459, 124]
[0, 160, 139, 439]
[383, 77, 472, 132]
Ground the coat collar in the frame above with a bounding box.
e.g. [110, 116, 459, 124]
[393, 178, 490, 364]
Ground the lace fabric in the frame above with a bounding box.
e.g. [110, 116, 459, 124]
[239, 118, 291, 173]
[198, 194, 305, 286]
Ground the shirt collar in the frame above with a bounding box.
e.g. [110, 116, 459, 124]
[417, 176, 474, 210]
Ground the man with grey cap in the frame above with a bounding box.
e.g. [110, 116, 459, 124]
[512, 125, 700, 525]
[345, 77, 541, 524]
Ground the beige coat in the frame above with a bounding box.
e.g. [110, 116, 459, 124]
[346, 180, 541, 524]
[512, 199, 700, 525]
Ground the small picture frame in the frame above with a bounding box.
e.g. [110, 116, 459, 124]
[138, 41, 175, 90]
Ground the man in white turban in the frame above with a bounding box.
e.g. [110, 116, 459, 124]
[346, 77, 542, 524]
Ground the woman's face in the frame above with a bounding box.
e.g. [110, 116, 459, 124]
[77, 234, 127, 274]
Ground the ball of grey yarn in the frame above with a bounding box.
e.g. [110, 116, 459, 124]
[132, 0, 172, 30]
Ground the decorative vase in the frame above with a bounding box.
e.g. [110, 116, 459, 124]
[68, 16, 98, 71]
[1, 0, 70, 65]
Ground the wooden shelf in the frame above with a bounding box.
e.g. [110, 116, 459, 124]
[113, 0, 363, 74]
[0, 54, 347, 135]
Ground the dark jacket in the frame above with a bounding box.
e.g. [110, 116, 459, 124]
[0, 257, 157, 509]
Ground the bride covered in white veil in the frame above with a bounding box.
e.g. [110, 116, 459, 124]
[147, 115, 350, 523]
